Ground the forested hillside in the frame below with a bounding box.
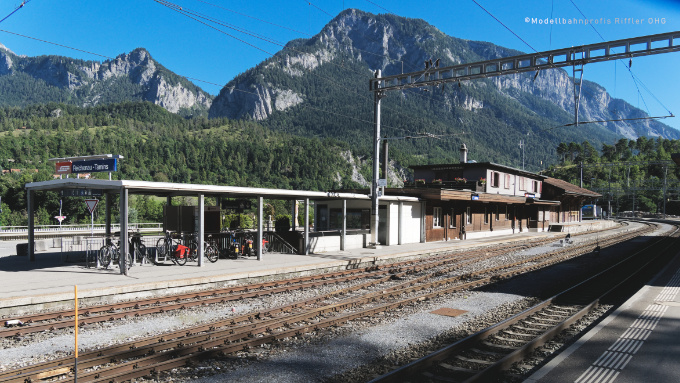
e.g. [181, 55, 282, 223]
[0, 102, 366, 226]
[547, 137, 680, 214]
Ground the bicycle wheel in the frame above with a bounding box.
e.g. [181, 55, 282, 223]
[174, 243, 187, 266]
[125, 251, 133, 270]
[187, 239, 198, 262]
[156, 237, 169, 262]
[138, 244, 150, 264]
[99, 245, 112, 269]
[206, 244, 219, 263]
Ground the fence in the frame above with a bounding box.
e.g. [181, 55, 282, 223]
[0, 223, 163, 240]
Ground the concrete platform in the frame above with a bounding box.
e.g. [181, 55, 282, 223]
[548, 219, 618, 234]
[0, 230, 566, 316]
[526, 246, 680, 383]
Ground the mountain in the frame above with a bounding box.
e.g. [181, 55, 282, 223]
[0, 46, 212, 117]
[208, 9, 679, 171]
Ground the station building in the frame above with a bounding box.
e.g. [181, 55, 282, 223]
[24, 149, 599, 266]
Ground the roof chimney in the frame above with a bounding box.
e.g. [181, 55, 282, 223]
[460, 143, 468, 163]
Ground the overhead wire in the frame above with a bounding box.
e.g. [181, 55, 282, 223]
[0, 24, 412, 133]
[193, 0, 311, 36]
[305, 1, 333, 17]
[364, 0, 394, 15]
[155, 0, 438, 138]
[0, 0, 30, 25]
[0, 29, 114, 59]
[569, 0, 672, 117]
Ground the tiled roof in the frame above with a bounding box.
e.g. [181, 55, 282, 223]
[544, 177, 601, 197]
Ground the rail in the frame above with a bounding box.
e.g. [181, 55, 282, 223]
[0, 223, 162, 240]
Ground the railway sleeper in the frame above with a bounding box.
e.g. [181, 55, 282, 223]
[437, 362, 477, 374]
[512, 325, 545, 333]
[539, 312, 570, 319]
[502, 330, 537, 338]
[481, 340, 518, 351]
[469, 348, 505, 358]
[490, 335, 527, 344]
[522, 320, 554, 328]
[455, 355, 494, 365]
[544, 308, 574, 315]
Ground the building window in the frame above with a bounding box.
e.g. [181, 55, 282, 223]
[519, 176, 526, 191]
[491, 171, 500, 187]
[433, 207, 442, 228]
[484, 207, 489, 224]
[505, 174, 510, 189]
[534, 180, 540, 193]
[466, 207, 472, 225]
[450, 208, 456, 228]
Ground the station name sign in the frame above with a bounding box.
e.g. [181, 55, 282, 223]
[55, 159, 119, 174]
[61, 189, 103, 197]
[71, 158, 118, 174]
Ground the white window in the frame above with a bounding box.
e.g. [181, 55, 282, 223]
[519, 176, 526, 191]
[504, 174, 511, 189]
[433, 207, 442, 228]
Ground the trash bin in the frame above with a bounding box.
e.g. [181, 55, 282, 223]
[16, 243, 28, 256]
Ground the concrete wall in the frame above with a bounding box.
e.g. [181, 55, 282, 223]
[307, 232, 365, 253]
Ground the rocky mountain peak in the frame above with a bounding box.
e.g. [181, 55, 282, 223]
[0, 46, 212, 116]
[208, 8, 677, 142]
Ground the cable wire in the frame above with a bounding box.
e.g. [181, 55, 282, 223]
[0, 0, 30, 25]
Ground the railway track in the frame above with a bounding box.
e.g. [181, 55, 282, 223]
[0, 235, 562, 339]
[0, 222, 652, 382]
[370, 221, 676, 383]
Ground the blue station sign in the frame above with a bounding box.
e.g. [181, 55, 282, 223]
[71, 158, 118, 174]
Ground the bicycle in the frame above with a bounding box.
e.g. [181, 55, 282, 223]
[98, 237, 116, 269]
[99, 237, 132, 271]
[156, 231, 187, 265]
[187, 233, 219, 263]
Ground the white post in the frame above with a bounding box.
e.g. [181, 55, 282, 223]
[341, 199, 346, 251]
[370, 69, 383, 248]
[304, 198, 310, 255]
[398, 202, 403, 245]
[198, 194, 204, 267]
[257, 196, 263, 260]
[119, 188, 128, 275]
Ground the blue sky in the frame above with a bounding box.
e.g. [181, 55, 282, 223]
[1, 0, 679, 131]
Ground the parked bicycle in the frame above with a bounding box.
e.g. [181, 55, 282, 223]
[186, 233, 219, 263]
[99, 236, 132, 270]
[98, 237, 116, 269]
[156, 231, 187, 265]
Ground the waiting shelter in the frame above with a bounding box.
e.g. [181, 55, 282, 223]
[24, 178, 422, 274]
